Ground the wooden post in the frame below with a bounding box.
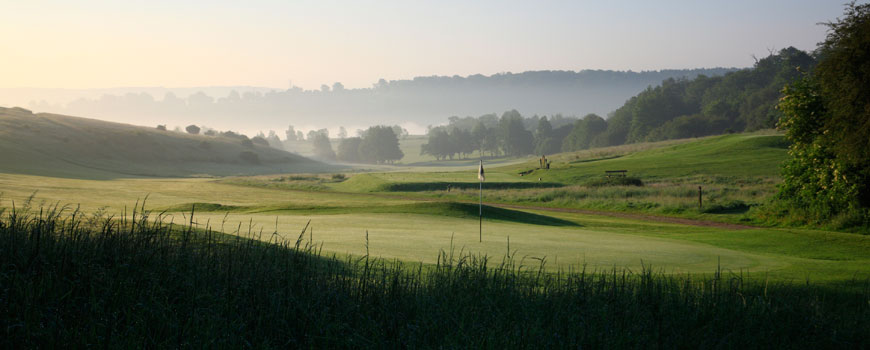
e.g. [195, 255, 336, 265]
[698, 186, 703, 209]
[479, 180, 482, 243]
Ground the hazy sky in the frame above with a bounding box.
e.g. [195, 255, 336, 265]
[0, 0, 847, 90]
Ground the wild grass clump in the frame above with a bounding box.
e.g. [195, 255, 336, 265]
[1, 200, 867, 348]
[758, 200, 870, 234]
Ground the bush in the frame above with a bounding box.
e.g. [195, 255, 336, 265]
[251, 136, 269, 147]
[185, 124, 201, 135]
[584, 176, 644, 187]
[701, 200, 751, 214]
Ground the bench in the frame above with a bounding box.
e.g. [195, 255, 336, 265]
[605, 170, 627, 178]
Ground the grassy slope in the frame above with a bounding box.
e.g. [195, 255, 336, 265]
[332, 133, 786, 189]
[0, 107, 329, 178]
[530, 133, 789, 182]
[324, 133, 788, 223]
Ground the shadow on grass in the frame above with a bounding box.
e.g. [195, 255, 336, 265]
[701, 201, 752, 214]
[379, 181, 564, 192]
[375, 202, 581, 227]
[166, 201, 580, 227]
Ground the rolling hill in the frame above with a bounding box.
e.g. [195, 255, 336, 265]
[0, 107, 328, 179]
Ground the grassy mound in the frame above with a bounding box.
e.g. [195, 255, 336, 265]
[0, 107, 328, 179]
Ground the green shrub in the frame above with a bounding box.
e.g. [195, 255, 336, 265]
[584, 176, 644, 187]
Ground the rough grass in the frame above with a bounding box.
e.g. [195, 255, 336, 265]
[6, 204, 870, 349]
[439, 175, 777, 221]
[1, 203, 867, 348]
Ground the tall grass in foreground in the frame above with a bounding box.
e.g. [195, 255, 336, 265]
[1, 201, 867, 348]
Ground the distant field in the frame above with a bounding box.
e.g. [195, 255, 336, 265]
[396, 135, 430, 163]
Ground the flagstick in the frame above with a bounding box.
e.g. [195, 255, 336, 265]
[478, 159, 484, 243]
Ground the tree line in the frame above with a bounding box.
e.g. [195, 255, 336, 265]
[592, 47, 816, 147]
[421, 110, 581, 160]
[36, 68, 735, 132]
[312, 126, 405, 164]
[419, 46, 819, 161]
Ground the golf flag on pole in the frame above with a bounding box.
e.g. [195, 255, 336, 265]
[478, 159, 484, 242]
[478, 160, 485, 182]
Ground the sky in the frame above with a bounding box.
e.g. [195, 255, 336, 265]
[0, 0, 849, 90]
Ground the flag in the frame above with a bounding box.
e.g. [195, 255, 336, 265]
[478, 160, 485, 182]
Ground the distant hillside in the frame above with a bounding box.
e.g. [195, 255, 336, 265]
[592, 48, 815, 147]
[13, 69, 737, 133]
[0, 107, 326, 179]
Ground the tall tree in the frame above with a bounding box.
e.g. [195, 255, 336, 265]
[814, 1, 870, 200]
[776, 2, 870, 229]
[336, 137, 362, 163]
[310, 132, 335, 160]
[359, 126, 404, 164]
[498, 110, 534, 156]
[421, 127, 452, 160]
[562, 114, 607, 151]
[471, 121, 488, 157]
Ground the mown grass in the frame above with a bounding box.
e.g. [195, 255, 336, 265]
[1, 203, 867, 348]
